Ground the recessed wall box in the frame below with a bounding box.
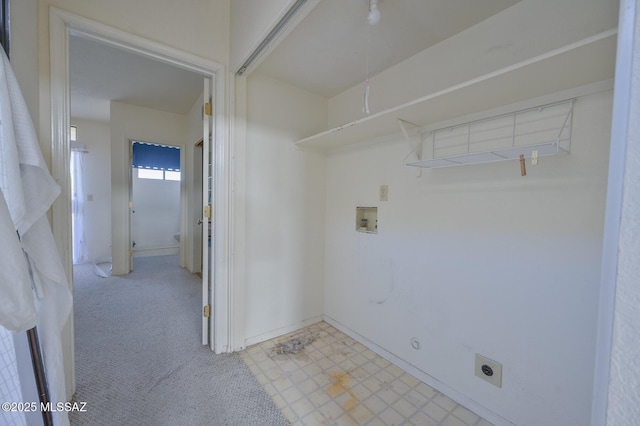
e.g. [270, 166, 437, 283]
[356, 207, 377, 233]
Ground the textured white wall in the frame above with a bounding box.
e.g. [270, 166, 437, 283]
[606, 1, 640, 423]
[244, 73, 327, 343]
[324, 90, 612, 426]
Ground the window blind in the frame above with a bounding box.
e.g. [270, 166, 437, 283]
[132, 141, 180, 171]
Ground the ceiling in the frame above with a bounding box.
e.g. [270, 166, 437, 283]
[69, 0, 520, 122]
[256, 0, 520, 97]
[70, 35, 204, 122]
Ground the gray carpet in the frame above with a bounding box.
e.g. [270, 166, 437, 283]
[69, 255, 288, 426]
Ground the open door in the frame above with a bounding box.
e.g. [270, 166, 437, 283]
[128, 142, 135, 272]
[201, 78, 213, 346]
[194, 140, 203, 275]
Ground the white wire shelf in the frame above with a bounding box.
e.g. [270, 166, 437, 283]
[405, 99, 573, 169]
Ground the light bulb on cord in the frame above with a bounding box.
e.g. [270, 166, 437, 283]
[363, 0, 379, 114]
[368, 0, 381, 25]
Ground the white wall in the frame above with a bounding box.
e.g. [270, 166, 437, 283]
[132, 170, 180, 256]
[70, 118, 111, 262]
[110, 101, 188, 274]
[9, 0, 38, 126]
[324, 90, 612, 426]
[243, 73, 327, 343]
[44, 0, 229, 65]
[230, 0, 292, 72]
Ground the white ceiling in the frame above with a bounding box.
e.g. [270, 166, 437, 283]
[255, 0, 520, 97]
[70, 35, 204, 122]
[69, 0, 520, 122]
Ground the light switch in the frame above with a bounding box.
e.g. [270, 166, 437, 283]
[380, 185, 388, 202]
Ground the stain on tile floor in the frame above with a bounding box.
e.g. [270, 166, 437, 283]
[270, 333, 318, 362]
[241, 322, 494, 426]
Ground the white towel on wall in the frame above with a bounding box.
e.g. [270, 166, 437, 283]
[1, 46, 72, 426]
[0, 192, 35, 332]
[0, 53, 60, 235]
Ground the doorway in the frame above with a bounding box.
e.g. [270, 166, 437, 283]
[50, 7, 231, 398]
[131, 141, 182, 264]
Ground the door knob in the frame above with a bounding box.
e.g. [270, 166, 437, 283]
[197, 219, 203, 225]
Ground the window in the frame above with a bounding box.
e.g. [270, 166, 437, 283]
[132, 141, 181, 181]
[137, 169, 164, 180]
[164, 170, 181, 181]
[136, 168, 180, 181]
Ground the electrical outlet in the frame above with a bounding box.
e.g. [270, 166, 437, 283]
[475, 354, 502, 388]
[380, 185, 388, 201]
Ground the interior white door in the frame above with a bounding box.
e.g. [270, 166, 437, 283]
[194, 141, 203, 274]
[129, 143, 135, 272]
[201, 78, 213, 346]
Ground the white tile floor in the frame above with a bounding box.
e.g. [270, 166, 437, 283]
[241, 322, 493, 426]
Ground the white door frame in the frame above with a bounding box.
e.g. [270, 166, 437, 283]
[49, 5, 233, 391]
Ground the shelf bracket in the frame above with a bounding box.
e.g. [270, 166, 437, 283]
[555, 99, 574, 154]
[398, 119, 422, 161]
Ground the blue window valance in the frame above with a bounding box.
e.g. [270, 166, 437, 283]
[132, 141, 180, 171]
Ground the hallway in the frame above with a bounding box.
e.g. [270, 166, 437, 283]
[70, 256, 287, 426]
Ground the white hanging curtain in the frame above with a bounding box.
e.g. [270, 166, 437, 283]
[71, 145, 88, 264]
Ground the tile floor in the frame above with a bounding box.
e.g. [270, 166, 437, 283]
[241, 321, 493, 426]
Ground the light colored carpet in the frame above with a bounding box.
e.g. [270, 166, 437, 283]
[69, 255, 288, 426]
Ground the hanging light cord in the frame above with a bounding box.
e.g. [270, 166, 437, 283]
[363, 19, 372, 114]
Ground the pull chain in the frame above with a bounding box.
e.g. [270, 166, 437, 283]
[363, 21, 371, 114]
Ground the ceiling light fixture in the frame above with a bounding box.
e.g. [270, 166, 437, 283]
[363, 0, 380, 114]
[368, 0, 381, 25]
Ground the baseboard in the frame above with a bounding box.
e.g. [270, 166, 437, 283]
[323, 315, 514, 426]
[133, 246, 179, 258]
[244, 315, 324, 348]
